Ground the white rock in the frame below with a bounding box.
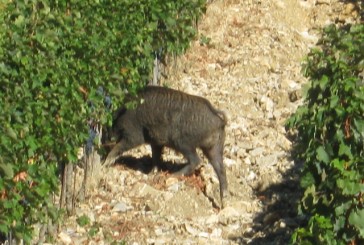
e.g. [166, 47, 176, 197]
[112, 202, 132, 212]
[146, 239, 155, 244]
[260, 95, 274, 113]
[154, 227, 164, 236]
[94, 202, 108, 211]
[280, 220, 286, 228]
[224, 157, 236, 167]
[273, 109, 282, 120]
[76, 225, 86, 233]
[211, 228, 222, 238]
[246, 171, 256, 181]
[167, 183, 180, 192]
[198, 231, 209, 238]
[185, 223, 199, 236]
[256, 154, 278, 167]
[58, 231, 72, 245]
[219, 206, 240, 225]
[207, 63, 217, 71]
[165, 177, 179, 187]
[238, 141, 253, 150]
[208, 214, 220, 224]
[152, 239, 167, 245]
[132, 183, 162, 198]
[244, 157, 252, 165]
[249, 147, 265, 157]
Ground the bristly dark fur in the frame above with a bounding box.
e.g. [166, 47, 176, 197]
[104, 86, 228, 208]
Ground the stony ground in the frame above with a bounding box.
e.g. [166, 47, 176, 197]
[57, 0, 361, 244]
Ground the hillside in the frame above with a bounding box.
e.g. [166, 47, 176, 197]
[57, 1, 361, 244]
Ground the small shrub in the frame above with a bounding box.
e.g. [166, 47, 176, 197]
[0, 0, 206, 242]
[287, 24, 364, 244]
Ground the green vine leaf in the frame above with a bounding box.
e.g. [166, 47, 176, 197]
[0, 163, 14, 179]
[337, 179, 364, 195]
[338, 143, 353, 159]
[348, 208, 364, 238]
[287, 23, 364, 243]
[316, 146, 330, 164]
[0, 0, 206, 241]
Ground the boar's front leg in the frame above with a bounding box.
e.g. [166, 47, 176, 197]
[151, 144, 163, 171]
[103, 137, 141, 166]
[103, 141, 124, 166]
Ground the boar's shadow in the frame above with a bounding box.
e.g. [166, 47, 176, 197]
[113, 155, 189, 175]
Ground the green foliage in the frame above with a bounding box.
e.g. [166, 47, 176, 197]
[76, 214, 91, 227]
[110, 241, 127, 245]
[287, 24, 364, 244]
[199, 35, 212, 46]
[88, 223, 101, 238]
[76, 215, 101, 238]
[0, 0, 206, 242]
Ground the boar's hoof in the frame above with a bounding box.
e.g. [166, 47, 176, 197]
[174, 166, 197, 176]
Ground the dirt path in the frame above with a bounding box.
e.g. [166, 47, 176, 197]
[58, 0, 359, 244]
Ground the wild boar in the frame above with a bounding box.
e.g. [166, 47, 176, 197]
[103, 86, 228, 206]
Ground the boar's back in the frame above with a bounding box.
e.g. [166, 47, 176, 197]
[139, 86, 226, 146]
[115, 86, 226, 147]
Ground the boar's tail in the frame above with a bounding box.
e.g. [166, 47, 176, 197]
[209, 104, 228, 125]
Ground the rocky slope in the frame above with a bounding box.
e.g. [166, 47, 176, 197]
[57, 0, 361, 244]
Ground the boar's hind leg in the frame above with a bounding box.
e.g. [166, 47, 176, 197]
[175, 147, 201, 176]
[202, 144, 228, 207]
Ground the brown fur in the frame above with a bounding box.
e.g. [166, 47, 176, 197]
[104, 86, 228, 207]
